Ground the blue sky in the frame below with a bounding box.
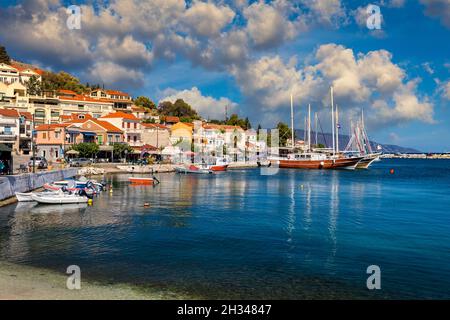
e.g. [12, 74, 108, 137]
[0, 0, 449, 151]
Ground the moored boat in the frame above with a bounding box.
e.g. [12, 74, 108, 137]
[128, 177, 154, 185]
[208, 158, 228, 171]
[175, 165, 213, 174]
[31, 192, 89, 204]
[355, 153, 382, 169]
[273, 153, 363, 170]
[16, 191, 58, 202]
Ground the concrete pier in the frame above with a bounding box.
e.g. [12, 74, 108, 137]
[0, 168, 78, 203]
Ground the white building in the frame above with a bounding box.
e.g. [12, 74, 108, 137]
[100, 111, 143, 147]
[0, 108, 20, 152]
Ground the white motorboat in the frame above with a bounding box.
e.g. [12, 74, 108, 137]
[15, 190, 59, 202]
[31, 192, 89, 204]
[175, 164, 213, 174]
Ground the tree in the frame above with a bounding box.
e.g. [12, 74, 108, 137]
[134, 96, 156, 110]
[71, 143, 99, 158]
[25, 75, 42, 96]
[142, 118, 156, 124]
[158, 99, 200, 119]
[41, 71, 87, 94]
[276, 122, 294, 147]
[225, 114, 251, 130]
[112, 143, 133, 159]
[0, 45, 10, 64]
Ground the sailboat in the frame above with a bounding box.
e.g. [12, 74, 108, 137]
[272, 88, 363, 170]
[344, 110, 381, 169]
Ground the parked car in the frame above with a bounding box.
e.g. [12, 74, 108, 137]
[28, 157, 48, 169]
[69, 158, 92, 167]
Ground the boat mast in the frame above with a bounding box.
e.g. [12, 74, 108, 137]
[330, 86, 335, 156]
[336, 104, 339, 153]
[314, 112, 318, 147]
[308, 104, 311, 152]
[290, 93, 294, 149]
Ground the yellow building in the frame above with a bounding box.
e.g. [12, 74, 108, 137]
[170, 122, 193, 151]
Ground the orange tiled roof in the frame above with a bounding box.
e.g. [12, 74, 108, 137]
[9, 62, 44, 75]
[105, 90, 130, 96]
[59, 94, 113, 104]
[19, 111, 33, 120]
[101, 111, 138, 121]
[57, 89, 77, 95]
[91, 119, 123, 133]
[164, 116, 180, 123]
[35, 124, 70, 131]
[0, 108, 19, 118]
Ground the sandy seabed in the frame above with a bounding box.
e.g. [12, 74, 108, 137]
[0, 261, 188, 300]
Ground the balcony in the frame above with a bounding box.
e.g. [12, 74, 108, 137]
[0, 132, 17, 142]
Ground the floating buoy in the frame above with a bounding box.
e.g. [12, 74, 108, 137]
[390, 169, 395, 174]
[144, 202, 150, 207]
[300, 184, 304, 189]
[88, 199, 93, 206]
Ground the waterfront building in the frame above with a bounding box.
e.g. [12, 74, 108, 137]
[34, 123, 71, 161]
[89, 89, 133, 110]
[64, 116, 123, 146]
[100, 111, 143, 148]
[0, 108, 20, 153]
[0, 62, 42, 84]
[140, 123, 170, 150]
[170, 122, 194, 151]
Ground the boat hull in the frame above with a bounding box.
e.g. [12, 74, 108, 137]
[128, 177, 154, 185]
[175, 166, 212, 174]
[16, 192, 34, 202]
[31, 194, 88, 204]
[274, 157, 363, 170]
[209, 165, 228, 172]
[356, 154, 381, 169]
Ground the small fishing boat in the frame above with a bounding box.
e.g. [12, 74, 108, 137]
[128, 177, 154, 185]
[16, 191, 58, 202]
[31, 191, 89, 204]
[175, 165, 213, 174]
[208, 158, 228, 171]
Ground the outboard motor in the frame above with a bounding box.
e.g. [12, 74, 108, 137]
[79, 188, 94, 199]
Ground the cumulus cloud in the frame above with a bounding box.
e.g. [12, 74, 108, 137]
[243, 0, 304, 49]
[184, 1, 235, 37]
[440, 81, 450, 100]
[85, 61, 145, 90]
[231, 43, 434, 128]
[420, 0, 450, 28]
[159, 87, 237, 119]
[302, 0, 347, 27]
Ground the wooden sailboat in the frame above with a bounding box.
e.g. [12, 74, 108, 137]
[272, 88, 363, 170]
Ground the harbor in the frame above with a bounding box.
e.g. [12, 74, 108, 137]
[0, 158, 449, 299]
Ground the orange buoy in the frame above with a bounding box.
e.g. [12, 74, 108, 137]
[390, 169, 395, 174]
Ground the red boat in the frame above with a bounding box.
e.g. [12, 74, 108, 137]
[208, 158, 228, 171]
[128, 177, 154, 185]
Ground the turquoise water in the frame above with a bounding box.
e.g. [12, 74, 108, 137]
[0, 159, 449, 299]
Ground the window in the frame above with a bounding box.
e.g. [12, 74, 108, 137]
[116, 135, 120, 142]
[91, 92, 97, 97]
[42, 132, 47, 139]
[108, 134, 113, 142]
[78, 105, 84, 110]
[134, 123, 137, 129]
[122, 122, 125, 128]
[127, 122, 130, 129]
[97, 135, 103, 145]
[55, 132, 60, 139]
[51, 110, 59, 118]
[133, 136, 137, 142]
[35, 109, 45, 118]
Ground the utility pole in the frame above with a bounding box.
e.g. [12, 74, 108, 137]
[330, 86, 335, 156]
[32, 114, 36, 173]
[290, 93, 294, 148]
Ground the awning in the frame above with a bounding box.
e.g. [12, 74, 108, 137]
[82, 132, 96, 136]
[0, 143, 12, 152]
[65, 149, 79, 155]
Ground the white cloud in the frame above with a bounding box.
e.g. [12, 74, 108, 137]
[85, 61, 145, 89]
[231, 44, 434, 128]
[302, 0, 347, 26]
[442, 81, 450, 100]
[243, 0, 304, 49]
[184, 1, 235, 37]
[159, 87, 237, 119]
[422, 62, 434, 75]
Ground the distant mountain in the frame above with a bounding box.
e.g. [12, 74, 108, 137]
[294, 129, 420, 154]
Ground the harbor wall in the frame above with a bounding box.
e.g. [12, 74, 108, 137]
[0, 168, 78, 202]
